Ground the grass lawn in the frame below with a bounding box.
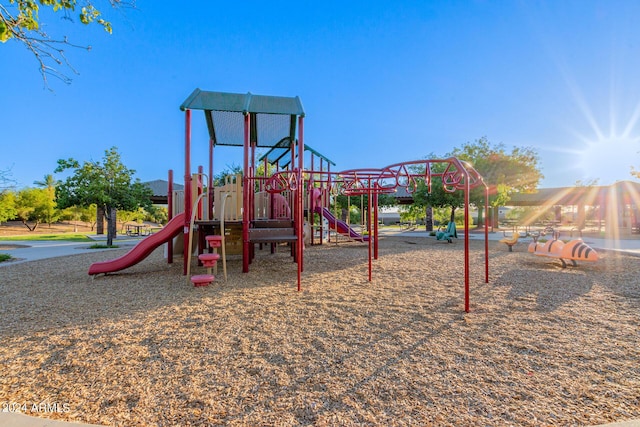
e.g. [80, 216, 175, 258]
[0, 233, 93, 242]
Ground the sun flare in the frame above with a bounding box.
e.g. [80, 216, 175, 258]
[575, 135, 640, 184]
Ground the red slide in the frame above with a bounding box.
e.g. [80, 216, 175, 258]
[88, 212, 185, 275]
[315, 206, 369, 242]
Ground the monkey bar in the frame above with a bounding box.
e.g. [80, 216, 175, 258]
[264, 157, 490, 312]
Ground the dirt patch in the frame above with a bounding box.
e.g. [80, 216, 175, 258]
[0, 244, 30, 250]
[0, 221, 94, 236]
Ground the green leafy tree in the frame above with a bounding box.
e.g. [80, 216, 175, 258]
[0, 189, 17, 224]
[15, 187, 51, 231]
[449, 137, 542, 228]
[0, 0, 132, 85]
[55, 146, 152, 245]
[58, 204, 95, 231]
[144, 205, 167, 225]
[117, 208, 145, 231]
[33, 173, 58, 226]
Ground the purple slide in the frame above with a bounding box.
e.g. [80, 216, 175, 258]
[315, 206, 369, 242]
[88, 213, 185, 275]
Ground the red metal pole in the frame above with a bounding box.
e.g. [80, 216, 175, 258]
[310, 153, 315, 246]
[464, 170, 470, 313]
[242, 113, 250, 273]
[485, 184, 490, 283]
[368, 185, 372, 282]
[373, 188, 379, 260]
[297, 116, 304, 290]
[250, 139, 256, 225]
[197, 165, 204, 220]
[167, 169, 173, 264]
[183, 109, 192, 276]
[209, 139, 214, 220]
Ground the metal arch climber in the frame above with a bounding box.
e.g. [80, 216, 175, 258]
[266, 157, 490, 313]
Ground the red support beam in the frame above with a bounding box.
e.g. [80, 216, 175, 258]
[485, 185, 490, 283]
[373, 189, 379, 260]
[208, 139, 214, 220]
[297, 116, 304, 290]
[242, 113, 250, 273]
[167, 169, 173, 264]
[183, 109, 192, 276]
[367, 185, 372, 281]
[464, 168, 470, 313]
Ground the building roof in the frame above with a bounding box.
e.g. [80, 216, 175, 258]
[144, 180, 183, 197]
[143, 180, 184, 204]
[508, 180, 640, 206]
[386, 180, 640, 207]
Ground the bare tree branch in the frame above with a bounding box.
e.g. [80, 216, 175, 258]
[1, 1, 135, 88]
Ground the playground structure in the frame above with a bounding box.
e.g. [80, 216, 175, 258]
[89, 89, 490, 312]
[528, 238, 599, 268]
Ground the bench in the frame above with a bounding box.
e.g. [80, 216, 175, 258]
[125, 223, 150, 236]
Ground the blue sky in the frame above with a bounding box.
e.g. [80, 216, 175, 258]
[2, 0, 640, 190]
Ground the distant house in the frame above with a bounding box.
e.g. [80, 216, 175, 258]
[143, 180, 184, 205]
[378, 206, 401, 225]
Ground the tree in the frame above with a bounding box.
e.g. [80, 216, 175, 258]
[0, 167, 17, 224]
[0, 0, 132, 85]
[117, 207, 145, 232]
[33, 173, 58, 226]
[449, 137, 542, 228]
[15, 187, 51, 230]
[55, 146, 152, 245]
[58, 204, 95, 231]
[146, 205, 167, 225]
[0, 189, 17, 224]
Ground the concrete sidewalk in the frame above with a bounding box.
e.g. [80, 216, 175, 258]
[379, 227, 640, 256]
[0, 235, 143, 267]
[1, 404, 639, 427]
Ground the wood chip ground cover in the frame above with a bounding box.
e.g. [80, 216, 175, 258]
[0, 237, 638, 426]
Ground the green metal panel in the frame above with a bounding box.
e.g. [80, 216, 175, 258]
[180, 89, 305, 116]
[180, 89, 305, 148]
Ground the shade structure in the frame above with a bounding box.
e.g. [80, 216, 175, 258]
[180, 89, 305, 148]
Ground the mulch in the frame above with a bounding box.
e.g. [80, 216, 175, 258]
[0, 237, 638, 426]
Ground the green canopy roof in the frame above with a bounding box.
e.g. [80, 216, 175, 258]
[180, 89, 305, 149]
[180, 89, 305, 116]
